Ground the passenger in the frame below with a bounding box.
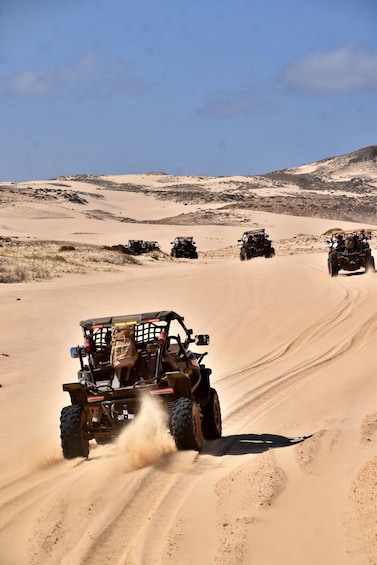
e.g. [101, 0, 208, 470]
[358, 229, 370, 251]
[334, 233, 345, 252]
[344, 235, 356, 254]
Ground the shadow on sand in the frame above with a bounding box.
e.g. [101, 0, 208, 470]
[340, 270, 375, 277]
[203, 433, 312, 456]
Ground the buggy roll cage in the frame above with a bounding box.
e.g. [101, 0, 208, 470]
[71, 310, 209, 387]
[238, 228, 269, 244]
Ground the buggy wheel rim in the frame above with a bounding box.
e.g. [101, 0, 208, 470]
[192, 404, 201, 443]
[213, 394, 221, 431]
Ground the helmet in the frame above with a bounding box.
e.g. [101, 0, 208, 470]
[345, 236, 354, 250]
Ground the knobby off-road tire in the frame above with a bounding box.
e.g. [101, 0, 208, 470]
[365, 255, 375, 272]
[170, 397, 203, 451]
[328, 258, 339, 277]
[201, 388, 222, 440]
[60, 405, 89, 459]
[240, 248, 247, 261]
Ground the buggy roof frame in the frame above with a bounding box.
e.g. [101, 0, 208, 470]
[242, 229, 266, 236]
[80, 310, 185, 330]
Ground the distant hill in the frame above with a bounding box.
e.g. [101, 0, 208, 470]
[263, 145, 377, 191]
[1, 146, 376, 224]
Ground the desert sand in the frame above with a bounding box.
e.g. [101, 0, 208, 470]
[0, 168, 376, 565]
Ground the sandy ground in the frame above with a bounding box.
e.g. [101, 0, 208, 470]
[0, 180, 376, 565]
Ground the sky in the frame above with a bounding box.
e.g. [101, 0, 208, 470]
[0, 0, 376, 182]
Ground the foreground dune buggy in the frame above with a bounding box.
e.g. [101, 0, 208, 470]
[60, 310, 221, 459]
[170, 237, 198, 259]
[326, 229, 375, 276]
[238, 229, 275, 261]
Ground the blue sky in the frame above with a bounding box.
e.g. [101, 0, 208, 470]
[0, 0, 376, 182]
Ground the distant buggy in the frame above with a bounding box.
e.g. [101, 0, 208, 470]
[238, 229, 275, 261]
[126, 240, 160, 255]
[170, 237, 198, 259]
[60, 310, 221, 459]
[145, 241, 161, 252]
[326, 229, 375, 276]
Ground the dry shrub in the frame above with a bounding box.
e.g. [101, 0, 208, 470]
[0, 258, 51, 283]
[0, 239, 143, 283]
[47, 254, 68, 263]
[60, 244, 76, 251]
[0, 260, 29, 283]
[322, 227, 343, 235]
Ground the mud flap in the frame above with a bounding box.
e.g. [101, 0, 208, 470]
[63, 382, 88, 405]
[166, 371, 192, 397]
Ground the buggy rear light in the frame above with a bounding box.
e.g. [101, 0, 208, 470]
[158, 329, 167, 345]
[88, 395, 105, 402]
[150, 388, 174, 395]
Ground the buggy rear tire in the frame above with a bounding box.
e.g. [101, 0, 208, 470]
[201, 388, 222, 440]
[240, 248, 247, 261]
[328, 258, 339, 277]
[170, 397, 203, 451]
[365, 255, 375, 272]
[60, 405, 89, 459]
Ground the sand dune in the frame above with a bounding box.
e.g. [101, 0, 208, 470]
[0, 168, 376, 565]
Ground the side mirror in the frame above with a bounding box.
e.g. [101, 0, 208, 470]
[70, 346, 87, 359]
[195, 334, 210, 346]
[70, 347, 80, 358]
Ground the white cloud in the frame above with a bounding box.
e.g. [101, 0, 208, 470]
[197, 84, 262, 118]
[281, 45, 377, 93]
[0, 51, 147, 98]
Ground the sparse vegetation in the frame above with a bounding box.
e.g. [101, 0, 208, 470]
[322, 228, 344, 235]
[0, 239, 141, 283]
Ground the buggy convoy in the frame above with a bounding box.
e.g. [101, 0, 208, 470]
[326, 229, 375, 276]
[238, 229, 275, 260]
[60, 310, 221, 459]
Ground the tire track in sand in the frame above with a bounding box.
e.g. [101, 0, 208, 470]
[223, 311, 377, 430]
[218, 283, 363, 387]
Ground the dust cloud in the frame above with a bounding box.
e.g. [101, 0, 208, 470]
[110, 393, 176, 473]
